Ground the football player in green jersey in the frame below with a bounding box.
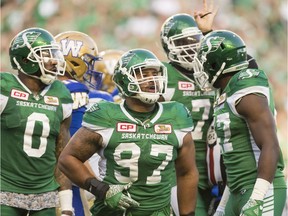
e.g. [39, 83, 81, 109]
[159, 10, 222, 216]
[193, 30, 287, 216]
[58, 48, 199, 216]
[0, 27, 74, 216]
[159, 2, 259, 214]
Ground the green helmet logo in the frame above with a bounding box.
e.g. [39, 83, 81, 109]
[10, 32, 41, 51]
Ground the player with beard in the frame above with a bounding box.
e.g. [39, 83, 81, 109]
[58, 48, 199, 216]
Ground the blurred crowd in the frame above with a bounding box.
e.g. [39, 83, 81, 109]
[1, 0, 287, 170]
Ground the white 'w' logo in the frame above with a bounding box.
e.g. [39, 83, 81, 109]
[59, 39, 83, 57]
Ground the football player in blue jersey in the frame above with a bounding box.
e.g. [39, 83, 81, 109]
[86, 49, 124, 198]
[58, 48, 199, 216]
[1, 27, 74, 216]
[55, 30, 105, 216]
[56, 31, 103, 135]
[84, 49, 117, 106]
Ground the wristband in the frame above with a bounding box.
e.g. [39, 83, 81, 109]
[250, 178, 270, 200]
[84, 177, 109, 200]
[59, 190, 73, 212]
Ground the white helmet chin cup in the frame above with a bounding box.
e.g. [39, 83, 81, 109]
[40, 74, 57, 85]
[134, 93, 160, 104]
[179, 61, 193, 70]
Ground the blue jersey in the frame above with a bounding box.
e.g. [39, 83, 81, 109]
[110, 87, 123, 103]
[111, 87, 119, 97]
[88, 89, 114, 104]
[62, 80, 89, 136]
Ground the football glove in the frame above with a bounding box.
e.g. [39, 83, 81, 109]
[213, 210, 225, 216]
[104, 182, 140, 211]
[240, 198, 263, 216]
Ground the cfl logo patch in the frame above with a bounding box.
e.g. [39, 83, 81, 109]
[178, 81, 195, 90]
[44, 96, 59, 105]
[154, 124, 172, 134]
[117, 123, 137, 132]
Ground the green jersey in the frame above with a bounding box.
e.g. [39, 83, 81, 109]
[162, 62, 216, 189]
[0, 72, 73, 194]
[82, 100, 193, 215]
[214, 69, 286, 192]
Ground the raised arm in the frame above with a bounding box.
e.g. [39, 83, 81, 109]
[194, 0, 219, 34]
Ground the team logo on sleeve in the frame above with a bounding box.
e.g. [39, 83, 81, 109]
[178, 81, 195, 90]
[44, 96, 59, 105]
[86, 103, 100, 112]
[238, 69, 260, 80]
[154, 124, 172, 134]
[117, 123, 137, 132]
[11, 89, 29, 100]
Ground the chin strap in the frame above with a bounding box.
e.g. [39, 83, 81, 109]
[13, 57, 26, 74]
[40, 74, 57, 85]
[133, 93, 160, 104]
[211, 62, 226, 86]
[13, 57, 56, 85]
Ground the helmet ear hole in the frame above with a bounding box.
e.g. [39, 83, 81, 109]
[211, 63, 217, 70]
[119, 80, 124, 86]
[22, 58, 30, 64]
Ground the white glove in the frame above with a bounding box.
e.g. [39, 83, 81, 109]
[240, 198, 264, 216]
[213, 186, 230, 216]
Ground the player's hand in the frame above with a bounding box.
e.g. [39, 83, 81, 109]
[194, 0, 219, 33]
[240, 198, 264, 216]
[104, 182, 140, 211]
